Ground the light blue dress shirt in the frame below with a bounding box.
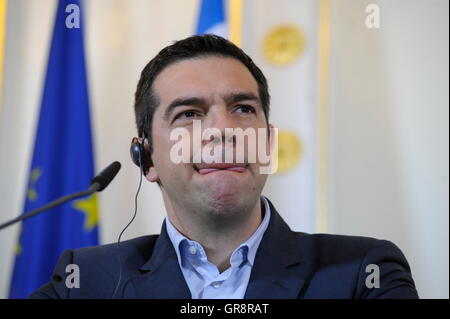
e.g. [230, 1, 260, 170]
[165, 196, 271, 299]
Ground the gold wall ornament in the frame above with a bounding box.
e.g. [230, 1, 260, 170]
[274, 130, 302, 174]
[263, 25, 306, 65]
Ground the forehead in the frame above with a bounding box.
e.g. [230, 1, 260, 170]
[152, 56, 259, 106]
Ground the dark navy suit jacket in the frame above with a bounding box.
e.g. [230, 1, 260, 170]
[30, 199, 418, 299]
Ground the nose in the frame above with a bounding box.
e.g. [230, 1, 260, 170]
[202, 106, 236, 145]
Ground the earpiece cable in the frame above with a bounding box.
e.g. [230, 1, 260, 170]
[110, 152, 144, 298]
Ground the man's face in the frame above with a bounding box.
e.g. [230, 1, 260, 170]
[146, 56, 272, 219]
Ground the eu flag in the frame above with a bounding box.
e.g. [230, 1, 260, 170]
[9, 0, 99, 298]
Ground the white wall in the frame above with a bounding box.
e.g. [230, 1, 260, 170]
[0, 0, 448, 298]
[328, 0, 449, 298]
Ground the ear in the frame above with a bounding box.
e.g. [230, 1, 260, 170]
[141, 138, 160, 183]
[263, 124, 278, 175]
[268, 124, 276, 156]
[145, 166, 159, 183]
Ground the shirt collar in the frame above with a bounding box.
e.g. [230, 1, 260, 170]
[165, 196, 272, 268]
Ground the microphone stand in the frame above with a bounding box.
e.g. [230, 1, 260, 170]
[0, 183, 100, 231]
[0, 161, 121, 231]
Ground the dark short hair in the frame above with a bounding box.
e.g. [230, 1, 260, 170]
[134, 34, 270, 154]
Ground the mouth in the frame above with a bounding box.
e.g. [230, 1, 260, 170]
[193, 163, 249, 175]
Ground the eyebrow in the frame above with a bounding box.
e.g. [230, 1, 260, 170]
[163, 97, 207, 121]
[163, 91, 261, 121]
[223, 92, 260, 106]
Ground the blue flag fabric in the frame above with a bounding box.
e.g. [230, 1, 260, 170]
[9, 0, 99, 298]
[196, 0, 227, 37]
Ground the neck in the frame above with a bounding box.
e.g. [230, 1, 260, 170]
[166, 196, 263, 272]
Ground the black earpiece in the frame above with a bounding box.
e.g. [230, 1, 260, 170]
[130, 136, 150, 174]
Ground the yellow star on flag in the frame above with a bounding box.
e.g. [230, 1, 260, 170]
[27, 167, 42, 202]
[73, 194, 99, 231]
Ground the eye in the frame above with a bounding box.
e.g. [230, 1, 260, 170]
[235, 105, 256, 114]
[237, 105, 256, 114]
[175, 110, 200, 120]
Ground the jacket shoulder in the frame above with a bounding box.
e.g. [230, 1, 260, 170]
[74, 235, 158, 268]
[29, 235, 159, 299]
[299, 232, 392, 255]
[294, 232, 409, 272]
[292, 233, 418, 298]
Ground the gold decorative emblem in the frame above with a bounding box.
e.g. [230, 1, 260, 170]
[263, 25, 306, 65]
[275, 130, 302, 173]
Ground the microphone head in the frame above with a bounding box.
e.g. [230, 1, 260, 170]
[90, 161, 121, 191]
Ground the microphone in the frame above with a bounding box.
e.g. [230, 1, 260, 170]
[0, 161, 121, 231]
[89, 161, 122, 192]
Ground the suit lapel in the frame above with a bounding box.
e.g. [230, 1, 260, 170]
[245, 199, 309, 299]
[127, 220, 191, 298]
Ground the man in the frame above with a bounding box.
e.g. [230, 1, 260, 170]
[30, 35, 418, 299]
